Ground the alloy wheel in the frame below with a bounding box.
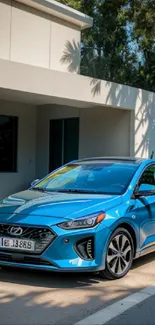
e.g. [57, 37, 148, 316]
[107, 233, 132, 276]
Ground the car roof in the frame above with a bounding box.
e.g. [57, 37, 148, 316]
[73, 157, 147, 165]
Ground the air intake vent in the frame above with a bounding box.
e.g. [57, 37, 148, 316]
[75, 237, 94, 260]
[0, 253, 12, 262]
[0, 252, 53, 266]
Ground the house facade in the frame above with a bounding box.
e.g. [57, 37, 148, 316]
[0, 0, 155, 199]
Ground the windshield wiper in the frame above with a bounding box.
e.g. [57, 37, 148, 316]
[55, 189, 98, 194]
[31, 187, 46, 192]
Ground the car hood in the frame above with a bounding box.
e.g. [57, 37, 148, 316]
[0, 190, 123, 226]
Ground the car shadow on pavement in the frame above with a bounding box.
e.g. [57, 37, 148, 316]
[0, 267, 106, 288]
[132, 251, 155, 270]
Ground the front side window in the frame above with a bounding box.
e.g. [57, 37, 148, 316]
[0, 115, 18, 172]
[34, 162, 138, 195]
[138, 165, 155, 191]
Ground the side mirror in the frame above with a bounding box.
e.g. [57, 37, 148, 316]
[134, 189, 155, 199]
[31, 179, 40, 187]
[138, 184, 155, 192]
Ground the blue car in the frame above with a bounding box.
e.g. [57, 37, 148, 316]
[0, 157, 155, 280]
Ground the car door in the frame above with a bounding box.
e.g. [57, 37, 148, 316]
[134, 164, 155, 254]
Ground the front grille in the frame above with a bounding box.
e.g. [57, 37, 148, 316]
[75, 237, 94, 260]
[24, 257, 52, 265]
[0, 253, 12, 262]
[0, 252, 53, 266]
[0, 224, 56, 254]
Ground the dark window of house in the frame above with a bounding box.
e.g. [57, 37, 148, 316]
[49, 118, 79, 172]
[0, 115, 18, 172]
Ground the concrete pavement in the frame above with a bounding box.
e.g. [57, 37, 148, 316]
[0, 253, 155, 325]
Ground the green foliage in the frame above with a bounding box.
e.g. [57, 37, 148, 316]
[128, 0, 155, 91]
[57, 0, 155, 92]
[57, 0, 81, 9]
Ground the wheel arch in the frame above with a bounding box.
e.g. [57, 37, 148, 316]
[114, 222, 137, 257]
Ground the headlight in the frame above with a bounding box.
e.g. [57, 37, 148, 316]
[58, 212, 105, 230]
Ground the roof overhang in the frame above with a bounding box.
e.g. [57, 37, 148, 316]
[15, 0, 93, 29]
[0, 59, 153, 110]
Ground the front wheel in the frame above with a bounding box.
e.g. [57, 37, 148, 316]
[100, 228, 134, 280]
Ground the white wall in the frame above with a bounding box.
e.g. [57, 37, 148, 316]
[0, 100, 36, 199]
[11, 2, 51, 68]
[130, 90, 155, 158]
[0, 0, 11, 60]
[50, 17, 81, 73]
[36, 105, 130, 179]
[0, 0, 81, 73]
[79, 106, 131, 158]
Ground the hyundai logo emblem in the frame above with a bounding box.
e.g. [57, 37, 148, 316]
[9, 227, 23, 236]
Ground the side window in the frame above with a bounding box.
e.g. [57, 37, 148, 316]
[138, 165, 155, 191]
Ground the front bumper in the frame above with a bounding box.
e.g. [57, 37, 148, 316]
[0, 224, 110, 272]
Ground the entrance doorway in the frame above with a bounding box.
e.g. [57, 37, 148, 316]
[49, 117, 79, 171]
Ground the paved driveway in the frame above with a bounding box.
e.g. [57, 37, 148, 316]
[0, 253, 155, 325]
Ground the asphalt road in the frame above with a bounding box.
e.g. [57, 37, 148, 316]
[1, 253, 155, 325]
[105, 295, 155, 325]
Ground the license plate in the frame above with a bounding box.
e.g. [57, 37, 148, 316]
[0, 237, 35, 251]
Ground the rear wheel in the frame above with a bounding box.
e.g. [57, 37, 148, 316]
[100, 228, 134, 280]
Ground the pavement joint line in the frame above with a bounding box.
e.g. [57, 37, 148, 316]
[74, 284, 155, 325]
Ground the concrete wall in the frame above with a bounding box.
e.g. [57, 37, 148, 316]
[0, 58, 147, 111]
[50, 17, 80, 73]
[36, 105, 130, 179]
[79, 106, 131, 158]
[0, 0, 81, 73]
[130, 91, 155, 158]
[0, 100, 36, 199]
[0, 1, 11, 60]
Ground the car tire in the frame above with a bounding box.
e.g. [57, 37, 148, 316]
[100, 227, 134, 280]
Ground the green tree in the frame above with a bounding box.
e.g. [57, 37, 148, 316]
[57, 0, 81, 9]
[80, 0, 137, 85]
[57, 0, 155, 92]
[128, 0, 155, 91]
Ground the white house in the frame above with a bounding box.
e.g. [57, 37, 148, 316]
[0, 0, 155, 199]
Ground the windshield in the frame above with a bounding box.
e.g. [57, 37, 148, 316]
[33, 162, 138, 195]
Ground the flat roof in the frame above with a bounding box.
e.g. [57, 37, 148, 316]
[15, 0, 93, 29]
